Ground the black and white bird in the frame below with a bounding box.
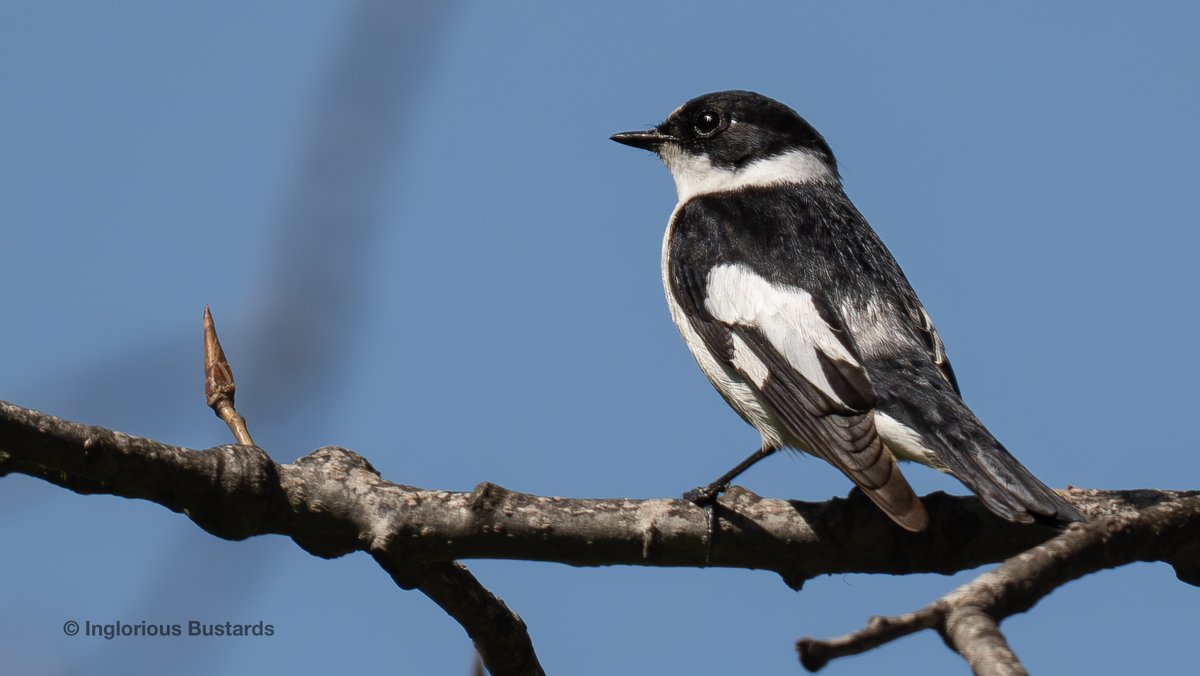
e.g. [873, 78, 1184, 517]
[612, 90, 1084, 531]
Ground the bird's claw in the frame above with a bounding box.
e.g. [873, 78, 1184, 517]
[683, 484, 723, 507]
[683, 483, 726, 564]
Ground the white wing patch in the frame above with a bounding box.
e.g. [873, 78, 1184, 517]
[705, 263, 860, 406]
[730, 333, 769, 387]
[659, 146, 836, 203]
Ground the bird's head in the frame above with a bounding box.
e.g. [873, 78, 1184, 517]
[611, 90, 839, 202]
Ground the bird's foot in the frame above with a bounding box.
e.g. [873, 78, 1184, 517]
[683, 481, 729, 565]
[683, 481, 727, 507]
[681, 445, 779, 565]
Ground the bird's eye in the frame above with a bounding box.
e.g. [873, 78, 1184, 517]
[693, 110, 723, 137]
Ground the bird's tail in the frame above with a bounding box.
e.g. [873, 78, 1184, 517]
[871, 358, 1085, 525]
[938, 431, 1086, 525]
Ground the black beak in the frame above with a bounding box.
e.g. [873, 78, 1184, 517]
[610, 130, 672, 151]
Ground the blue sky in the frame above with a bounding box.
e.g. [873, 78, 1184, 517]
[2, 2, 1198, 674]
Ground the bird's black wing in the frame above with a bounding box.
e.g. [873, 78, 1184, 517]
[668, 197, 927, 531]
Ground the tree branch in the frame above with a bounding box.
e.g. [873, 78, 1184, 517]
[797, 493, 1200, 674]
[5, 398, 1199, 674]
[374, 556, 542, 676]
[0, 400, 545, 676]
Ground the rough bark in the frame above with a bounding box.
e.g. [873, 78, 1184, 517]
[4, 399, 1199, 675]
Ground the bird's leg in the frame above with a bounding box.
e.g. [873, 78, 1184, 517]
[684, 443, 780, 505]
[683, 444, 780, 562]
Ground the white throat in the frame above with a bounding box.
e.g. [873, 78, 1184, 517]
[659, 146, 836, 203]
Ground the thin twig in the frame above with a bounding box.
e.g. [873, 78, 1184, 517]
[203, 306, 254, 446]
[797, 607, 940, 671]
